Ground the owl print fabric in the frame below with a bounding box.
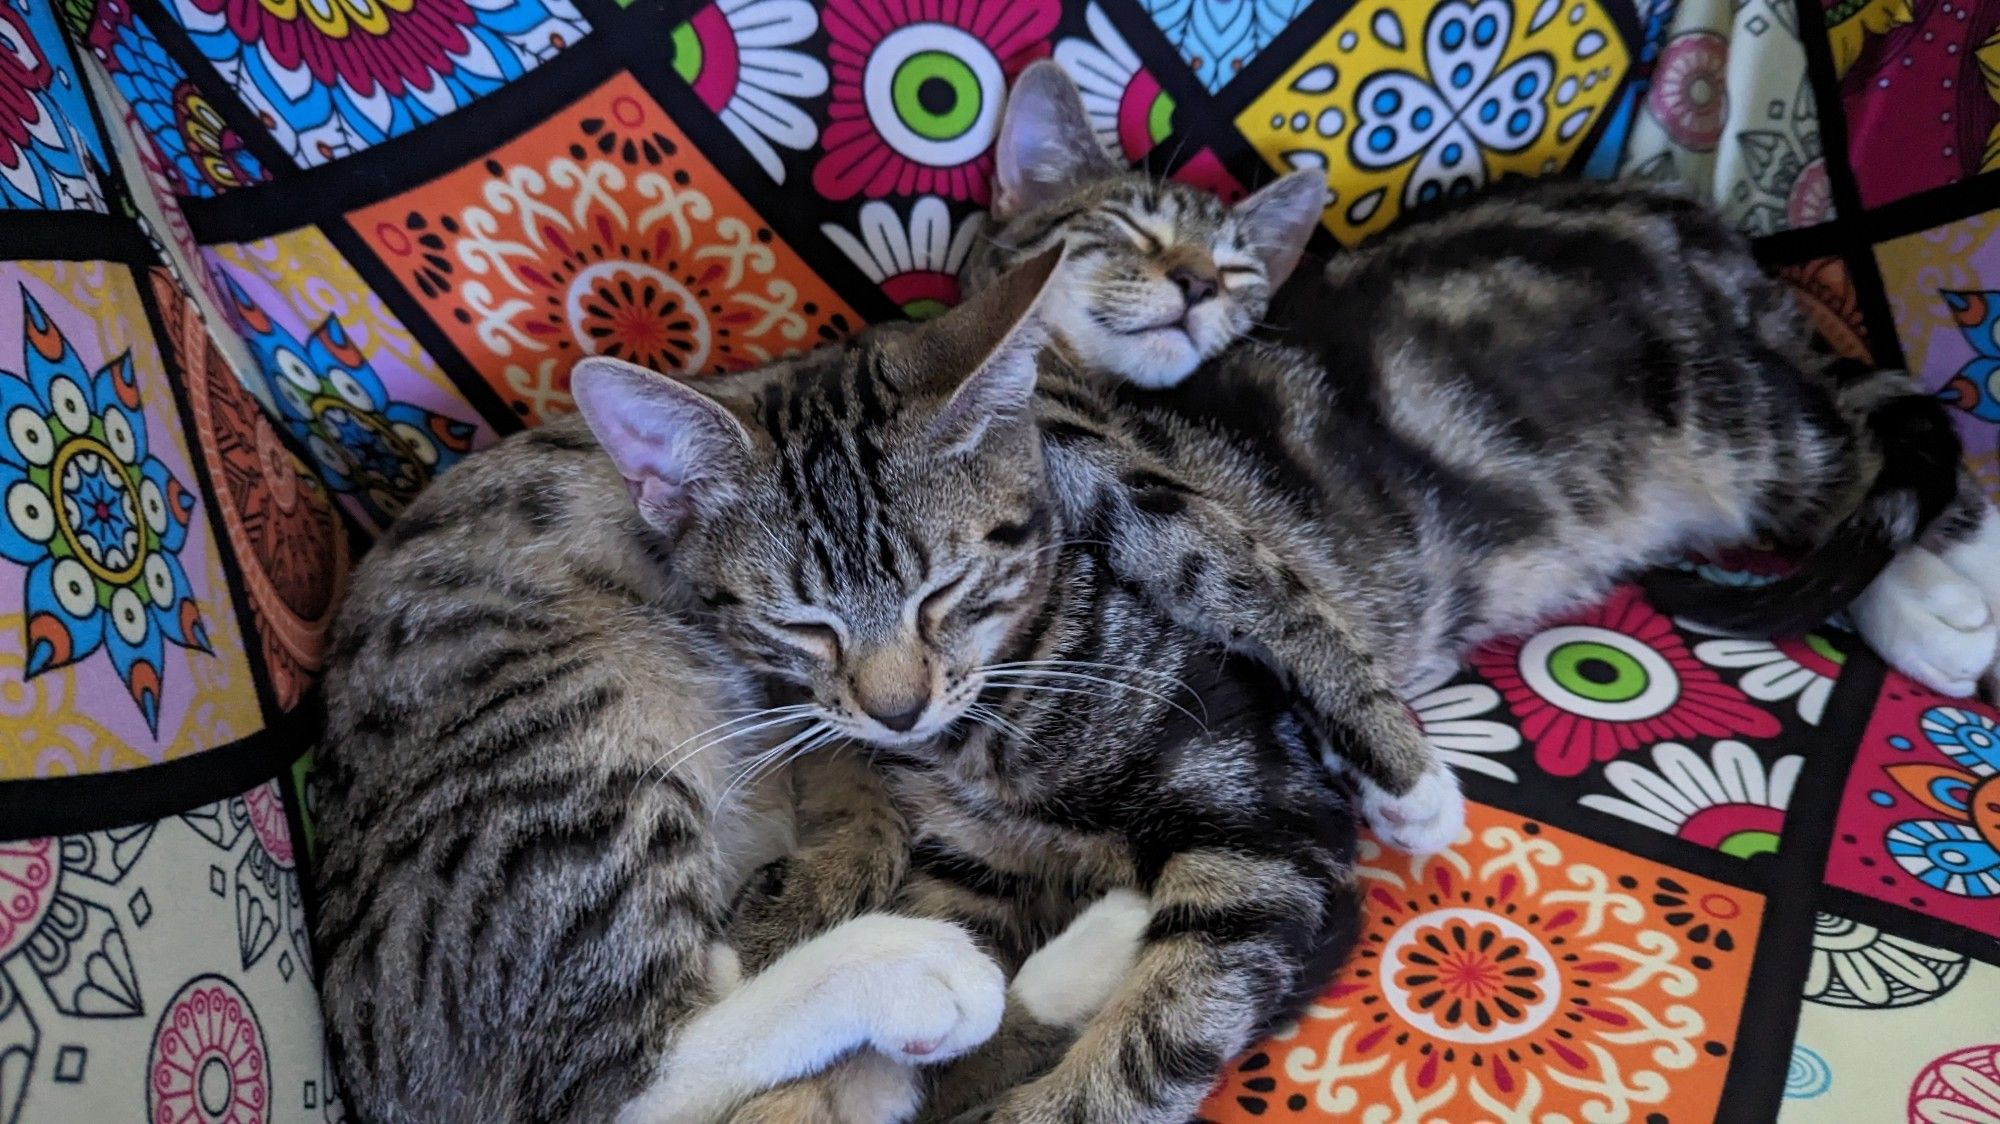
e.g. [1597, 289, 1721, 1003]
[0, 0, 1995, 1120]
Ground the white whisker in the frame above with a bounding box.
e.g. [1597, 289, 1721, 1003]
[720, 726, 838, 806]
[979, 666, 1209, 729]
[977, 677, 1209, 734]
[636, 706, 816, 797]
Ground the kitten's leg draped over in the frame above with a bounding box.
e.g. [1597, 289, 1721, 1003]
[732, 891, 1153, 1124]
[617, 915, 1005, 1124]
[1074, 467, 1462, 853]
[938, 849, 1357, 1124]
[918, 890, 1154, 1118]
[728, 752, 912, 976]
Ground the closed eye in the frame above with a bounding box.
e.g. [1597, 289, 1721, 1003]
[957, 597, 1013, 622]
[918, 574, 966, 630]
[1103, 208, 1164, 255]
[986, 507, 1046, 546]
[777, 621, 842, 657]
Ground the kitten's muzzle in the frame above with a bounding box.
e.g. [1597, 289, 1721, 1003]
[850, 645, 936, 737]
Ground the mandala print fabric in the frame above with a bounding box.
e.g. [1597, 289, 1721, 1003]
[0, 0, 1996, 1120]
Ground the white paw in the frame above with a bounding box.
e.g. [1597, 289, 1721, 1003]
[1011, 888, 1150, 1028]
[1360, 764, 1465, 855]
[827, 1053, 923, 1123]
[1853, 549, 1999, 697]
[836, 916, 1007, 1065]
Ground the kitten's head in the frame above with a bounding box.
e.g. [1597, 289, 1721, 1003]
[965, 60, 1326, 387]
[573, 251, 1064, 750]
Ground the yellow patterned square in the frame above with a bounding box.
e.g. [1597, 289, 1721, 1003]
[1235, 0, 1630, 244]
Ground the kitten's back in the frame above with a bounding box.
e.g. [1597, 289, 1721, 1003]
[313, 418, 763, 1122]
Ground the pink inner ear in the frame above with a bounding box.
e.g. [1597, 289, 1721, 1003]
[633, 474, 694, 527]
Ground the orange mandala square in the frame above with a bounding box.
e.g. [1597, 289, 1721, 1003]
[351, 73, 860, 424]
[1202, 804, 1761, 1122]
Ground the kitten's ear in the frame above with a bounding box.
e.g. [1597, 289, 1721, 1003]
[1233, 169, 1327, 289]
[916, 246, 1064, 455]
[570, 356, 753, 535]
[994, 61, 1117, 221]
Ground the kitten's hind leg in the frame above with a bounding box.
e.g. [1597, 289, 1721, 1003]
[737, 892, 1151, 1124]
[921, 889, 1154, 1120]
[617, 915, 1006, 1124]
[950, 846, 1357, 1124]
[1097, 490, 1460, 852]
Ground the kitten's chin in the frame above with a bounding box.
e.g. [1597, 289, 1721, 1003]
[1078, 327, 1204, 388]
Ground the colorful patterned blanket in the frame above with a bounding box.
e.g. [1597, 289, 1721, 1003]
[0, 0, 1996, 1120]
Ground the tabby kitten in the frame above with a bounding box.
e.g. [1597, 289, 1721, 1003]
[957, 62, 2000, 857]
[311, 256, 1144, 1124]
[569, 250, 1364, 1123]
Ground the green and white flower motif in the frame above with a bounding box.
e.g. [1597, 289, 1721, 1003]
[1408, 672, 1523, 782]
[1690, 629, 1846, 725]
[1580, 739, 1799, 858]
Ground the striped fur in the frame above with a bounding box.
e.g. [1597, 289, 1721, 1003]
[312, 264, 1074, 1124]
[315, 250, 1363, 1124]
[562, 252, 1364, 1123]
[965, 63, 1998, 850]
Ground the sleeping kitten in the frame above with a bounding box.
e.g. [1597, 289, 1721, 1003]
[311, 260, 1149, 1124]
[959, 61, 2000, 854]
[569, 249, 1363, 1124]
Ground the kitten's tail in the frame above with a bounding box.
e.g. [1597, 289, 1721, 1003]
[1641, 365, 1962, 637]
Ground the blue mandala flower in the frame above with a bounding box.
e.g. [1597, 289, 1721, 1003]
[1883, 706, 2000, 900]
[1349, 0, 1579, 209]
[86, 0, 266, 196]
[0, 288, 207, 732]
[219, 273, 475, 528]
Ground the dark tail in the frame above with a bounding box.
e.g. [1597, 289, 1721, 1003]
[1641, 370, 1962, 637]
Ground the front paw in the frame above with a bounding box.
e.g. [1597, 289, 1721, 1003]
[842, 916, 1008, 1065]
[1011, 889, 1150, 1028]
[1359, 764, 1465, 855]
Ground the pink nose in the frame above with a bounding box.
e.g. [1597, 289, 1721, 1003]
[865, 700, 926, 732]
[1169, 266, 1217, 305]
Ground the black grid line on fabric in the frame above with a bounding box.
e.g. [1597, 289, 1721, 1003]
[0, 696, 322, 841]
[313, 214, 533, 440]
[1752, 220, 1849, 267]
[1713, 648, 1885, 1120]
[1790, 0, 1906, 370]
[1815, 881, 2000, 968]
[178, 40, 619, 245]
[0, 208, 157, 263]
[1858, 169, 2000, 248]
